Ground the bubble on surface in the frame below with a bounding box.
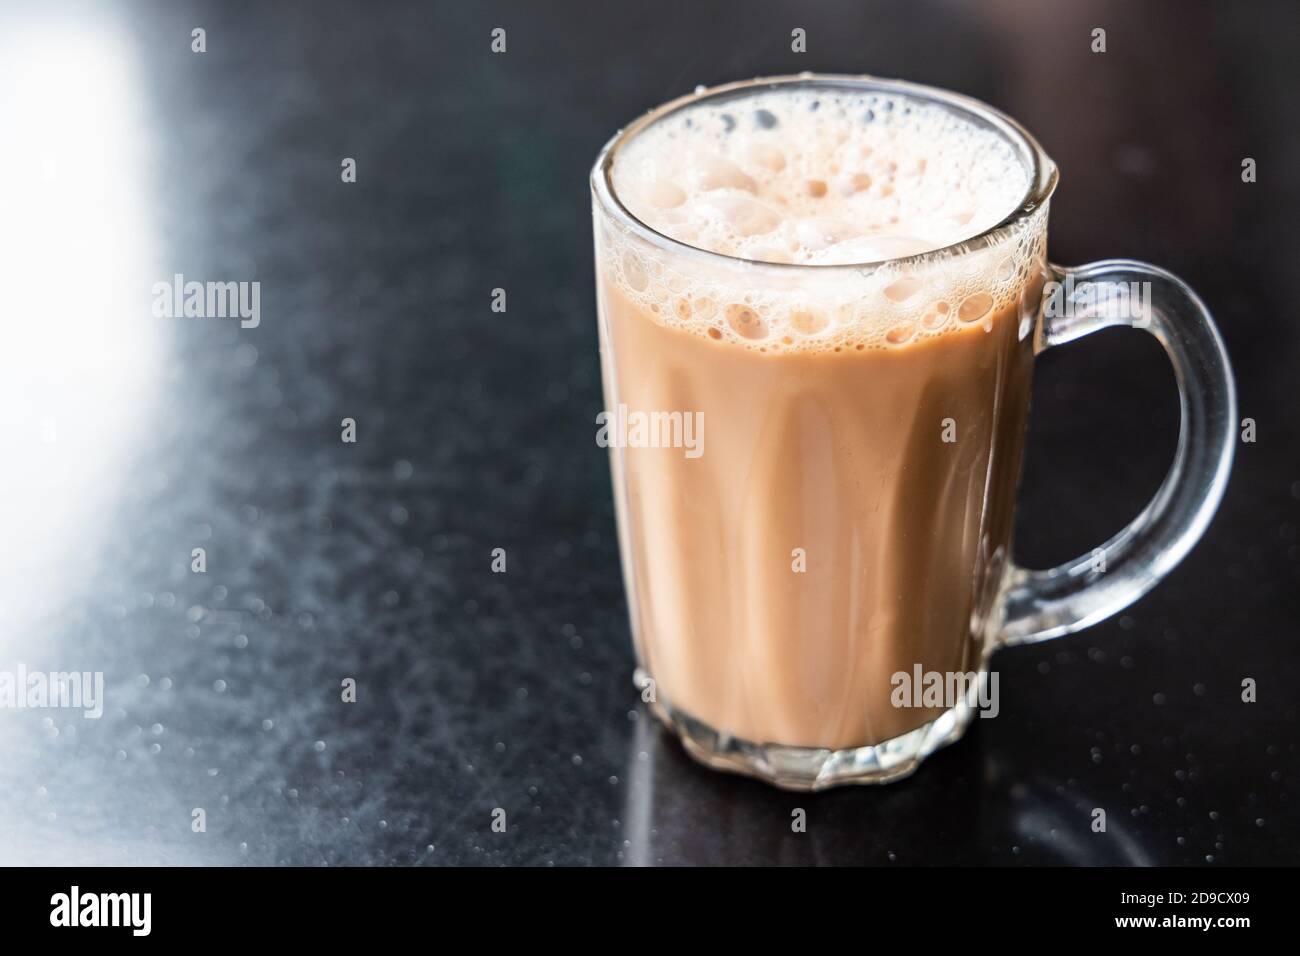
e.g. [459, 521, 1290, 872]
[725, 303, 768, 340]
[958, 291, 994, 324]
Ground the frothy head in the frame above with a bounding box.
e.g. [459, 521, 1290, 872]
[595, 77, 1052, 354]
[611, 85, 1030, 266]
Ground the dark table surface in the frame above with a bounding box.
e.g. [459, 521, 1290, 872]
[0, 0, 1295, 866]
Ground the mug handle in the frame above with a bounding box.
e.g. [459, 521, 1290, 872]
[999, 259, 1236, 647]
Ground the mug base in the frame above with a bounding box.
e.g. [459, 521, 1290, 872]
[636, 667, 977, 791]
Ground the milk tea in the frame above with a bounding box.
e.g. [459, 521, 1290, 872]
[596, 86, 1047, 750]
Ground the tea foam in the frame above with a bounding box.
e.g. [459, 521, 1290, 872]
[604, 84, 1045, 352]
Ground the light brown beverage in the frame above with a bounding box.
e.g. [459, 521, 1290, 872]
[595, 83, 1048, 751]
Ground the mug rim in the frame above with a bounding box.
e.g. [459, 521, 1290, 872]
[590, 73, 1059, 274]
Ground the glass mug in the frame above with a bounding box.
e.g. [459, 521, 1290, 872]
[590, 75, 1235, 790]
